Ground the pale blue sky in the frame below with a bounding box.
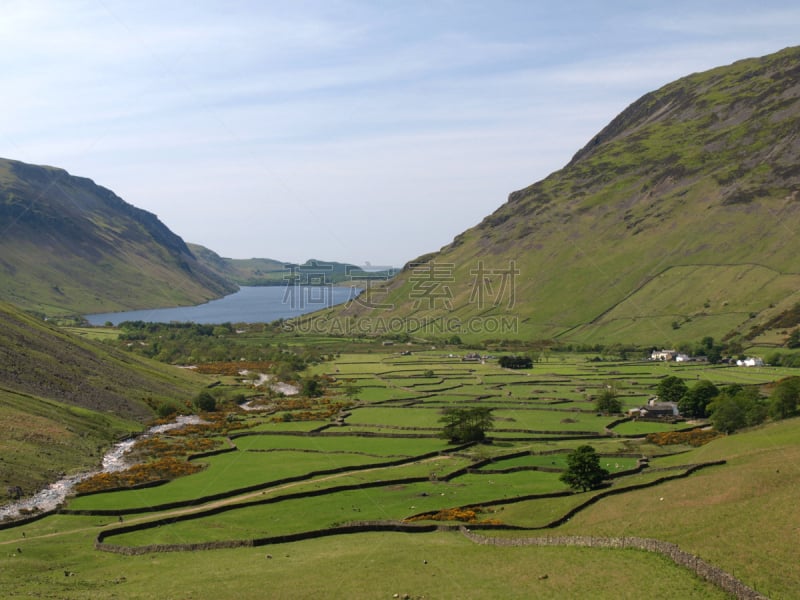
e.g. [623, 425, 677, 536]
[2, 1, 798, 266]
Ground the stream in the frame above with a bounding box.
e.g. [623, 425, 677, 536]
[0, 415, 206, 523]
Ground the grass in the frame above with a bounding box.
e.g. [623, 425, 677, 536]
[244, 420, 324, 432]
[492, 409, 610, 433]
[66, 450, 395, 512]
[0, 158, 236, 317]
[609, 420, 687, 435]
[481, 453, 639, 472]
[346, 407, 443, 429]
[304, 47, 800, 346]
[0, 388, 139, 494]
[3, 346, 799, 598]
[231, 434, 450, 456]
[0, 302, 215, 498]
[0, 529, 729, 599]
[350, 386, 422, 402]
[557, 419, 800, 599]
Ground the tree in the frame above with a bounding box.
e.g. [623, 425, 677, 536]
[560, 445, 610, 492]
[342, 382, 361, 401]
[595, 386, 622, 414]
[194, 391, 216, 412]
[656, 376, 688, 403]
[439, 407, 494, 443]
[301, 375, 324, 398]
[708, 387, 766, 434]
[769, 377, 800, 420]
[787, 329, 800, 349]
[706, 346, 723, 365]
[157, 402, 177, 418]
[498, 355, 533, 369]
[678, 380, 719, 418]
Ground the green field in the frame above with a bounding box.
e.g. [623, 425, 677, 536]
[2, 348, 798, 598]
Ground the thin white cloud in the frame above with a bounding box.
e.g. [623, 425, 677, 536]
[2, 1, 799, 265]
[644, 6, 800, 36]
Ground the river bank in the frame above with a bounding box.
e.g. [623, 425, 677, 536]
[0, 415, 206, 523]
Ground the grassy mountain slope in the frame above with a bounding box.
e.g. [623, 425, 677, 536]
[188, 243, 286, 285]
[0, 159, 237, 316]
[315, 46, 800, 346]
[0, 302, 210, 496]
[0, 302, 206, 420]
[558, 417, 800, 599]
[0, 387, 135, 499]
[189, 243, 395, 286]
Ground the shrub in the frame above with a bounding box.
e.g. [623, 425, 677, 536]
[405, 506, 501, 525]
[75, 457, 203, 494]
[439, 407, 494, 443]
[646, 428, 721, 447]
[195, 391, 217, 412]
[498, 355, 533, 369]
[156, 403, 177, 418]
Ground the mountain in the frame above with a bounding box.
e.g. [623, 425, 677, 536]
[309, 46, 800, 347]
[0, 301, 204, 419]
[0, 158, 237, 316]
[189, 243, 397, 286]
[0, 301, 208, 496]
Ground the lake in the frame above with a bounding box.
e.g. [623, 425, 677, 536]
[85, 286, 359, 325]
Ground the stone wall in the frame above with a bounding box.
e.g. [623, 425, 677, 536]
[459, 527, 768, 600]
[0, 508, 58, 531]
[62, 446, 462, 517]
[95, 520, 453, 555]
[405, 461, 724, 524]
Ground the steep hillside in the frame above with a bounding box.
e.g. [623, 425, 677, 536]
[0, 302, 206, 420]
[0, 301, 210, 497]
[0, 159, 237, 316]
[312, 46, 800, 347]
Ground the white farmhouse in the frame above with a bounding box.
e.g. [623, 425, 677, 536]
[736, 357, 764, 367]
[650, 349, 676, 361]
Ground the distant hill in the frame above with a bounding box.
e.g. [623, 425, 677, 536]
[0, 301, 208, 497]
[0, 158, 237, 316]
[309, 46, 800, 347]
[189, 243, 397, 286]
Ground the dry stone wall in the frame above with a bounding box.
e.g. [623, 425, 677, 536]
[459, 528, 768, 600]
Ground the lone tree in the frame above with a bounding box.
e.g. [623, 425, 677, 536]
[439, 407, 494, 443]
[595, 384, 622, 414]
[194, 391, 217, 412]
[560, 445, 610, 492]
[301, 375, 325, 398]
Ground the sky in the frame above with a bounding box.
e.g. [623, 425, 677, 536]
[2, 1, 799, 267]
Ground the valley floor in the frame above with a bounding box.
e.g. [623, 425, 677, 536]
[2, 349, 798, 598]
